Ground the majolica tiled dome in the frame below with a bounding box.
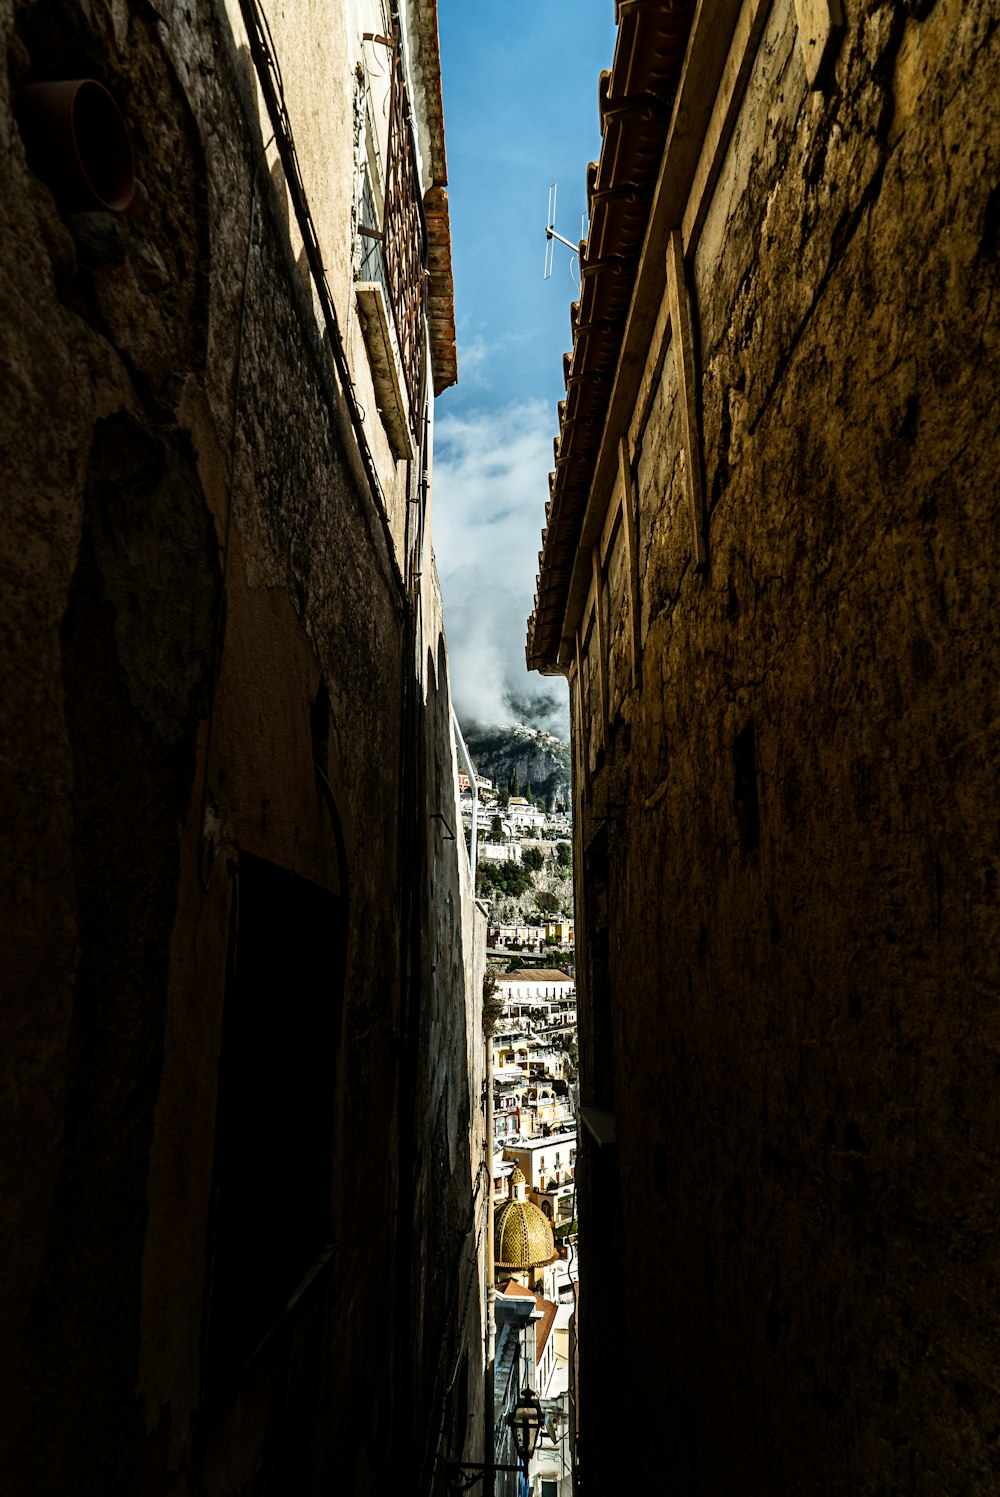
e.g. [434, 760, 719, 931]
[495, 1165, 556, 1270]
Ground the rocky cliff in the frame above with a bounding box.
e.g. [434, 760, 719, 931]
[462, 722, 571, 807]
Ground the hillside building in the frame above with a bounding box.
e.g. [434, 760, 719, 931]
[504, 1136, 577, 1226]
[494, 970, 576, 1001]
[506, 795, 548, 831]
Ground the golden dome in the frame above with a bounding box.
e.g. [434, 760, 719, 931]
[495, 1166, 556, 1270]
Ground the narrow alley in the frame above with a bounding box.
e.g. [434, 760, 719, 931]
[1, 1, 998, 1495]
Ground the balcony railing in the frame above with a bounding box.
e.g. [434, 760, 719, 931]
[356, 28, 426, 445]
[381, 31, 425, 429]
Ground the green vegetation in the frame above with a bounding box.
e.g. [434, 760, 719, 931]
[521, 846, 545, 873]
[489, 813, 504, 840]
[555, 841, 572, 870]
[554, 1219, 578, 1242]
[476, 859, 533, 898]
[534, 890, 560, 915]
[482, 971, 505, 1034]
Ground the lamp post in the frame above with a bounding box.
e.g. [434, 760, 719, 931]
[446, 1389, 544, 1493]
[509, 1390, 544, 1473]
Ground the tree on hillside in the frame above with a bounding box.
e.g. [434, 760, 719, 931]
[498, 788, 509, 811]
[482, 971, 504, 1035]
[535, 890, 560, 915]
[511, 768, 520, 796]
[522, 846, 545, 873]
[477, 859, 533, 899]
[556, 841, 572, 869]
[490, 813, 504, 841]
[525, 779, 533, 803]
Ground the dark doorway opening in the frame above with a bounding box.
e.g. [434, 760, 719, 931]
[205, 853, 347, 1385]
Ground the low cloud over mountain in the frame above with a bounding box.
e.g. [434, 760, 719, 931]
[433, 399, 569, 738]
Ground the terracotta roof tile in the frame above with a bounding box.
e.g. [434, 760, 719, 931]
[533, 1295, 559, 1363]
[424, 186, 457, 393]
[526, 0, 696, 671]
[497, 1280, 535, 1299]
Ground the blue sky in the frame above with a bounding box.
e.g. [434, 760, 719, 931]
[432, 2, 616, 735]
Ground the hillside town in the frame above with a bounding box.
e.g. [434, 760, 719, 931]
[464, 759, 579, 1496]
[459, 771, 574, 932]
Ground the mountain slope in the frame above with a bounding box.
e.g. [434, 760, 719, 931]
[461, 722, 571, 808]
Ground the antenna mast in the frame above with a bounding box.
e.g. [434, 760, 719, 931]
[544, 183, 583, 283]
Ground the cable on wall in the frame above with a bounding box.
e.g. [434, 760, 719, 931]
[235, 0, 407, 603]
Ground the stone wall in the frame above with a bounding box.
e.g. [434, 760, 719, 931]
[0, 1, 483, 1492]
[570, 1, 1000, 1491]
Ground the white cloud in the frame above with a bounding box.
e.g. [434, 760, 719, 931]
[455, 334, 491, 390]
[432, 399, 569, 736]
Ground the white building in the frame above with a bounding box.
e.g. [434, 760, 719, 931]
[504, 1133, 577, 1218]
[506, 796, 546, 831]
[479, 841, 521, 865]
[509, 1133, 576, 1190]
[494, 970, 575, 1002]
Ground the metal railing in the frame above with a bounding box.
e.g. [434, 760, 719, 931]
[358, 30, 426, 433]
[452, 708, 478, 882]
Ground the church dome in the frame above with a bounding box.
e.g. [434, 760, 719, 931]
[495, 1165, 556, 1270]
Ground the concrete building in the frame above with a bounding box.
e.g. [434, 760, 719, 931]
[506, 794, 547, 831]
[490, 1291, 536, 1497]
[494, 1065, 528, 1142]
[528, 1, 1000, 1493]
[495, 1283, 573, 1496]
[490, 921, 548, 949]
[480, 840, 523, 865]
[543, 917, 575, 946]
[491, 914, 574, 948]
[1, 2, 487, 1494]
[504, 1135, 577, 1192]
[494, 970, 576, 1002]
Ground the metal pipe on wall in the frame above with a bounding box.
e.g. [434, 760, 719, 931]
[484, 1013, 496, 1494]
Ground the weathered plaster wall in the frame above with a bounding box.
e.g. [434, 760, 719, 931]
[573, 0, 1000, 1491]
[0, 0, 481, 1492]
[408, 572, 488, 1491]
[218, 0, 421, 554]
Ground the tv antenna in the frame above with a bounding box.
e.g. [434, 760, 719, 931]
[544, 183, 586, 288]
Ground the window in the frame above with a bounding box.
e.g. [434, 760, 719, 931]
[542, 1480, 558, 1497]
[205, 854, 347, 1384]
[358, 161, 387, 296]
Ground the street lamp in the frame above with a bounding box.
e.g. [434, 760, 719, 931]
[446, 1388, 544, 1492]
[508, 1389, 544, 1470]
